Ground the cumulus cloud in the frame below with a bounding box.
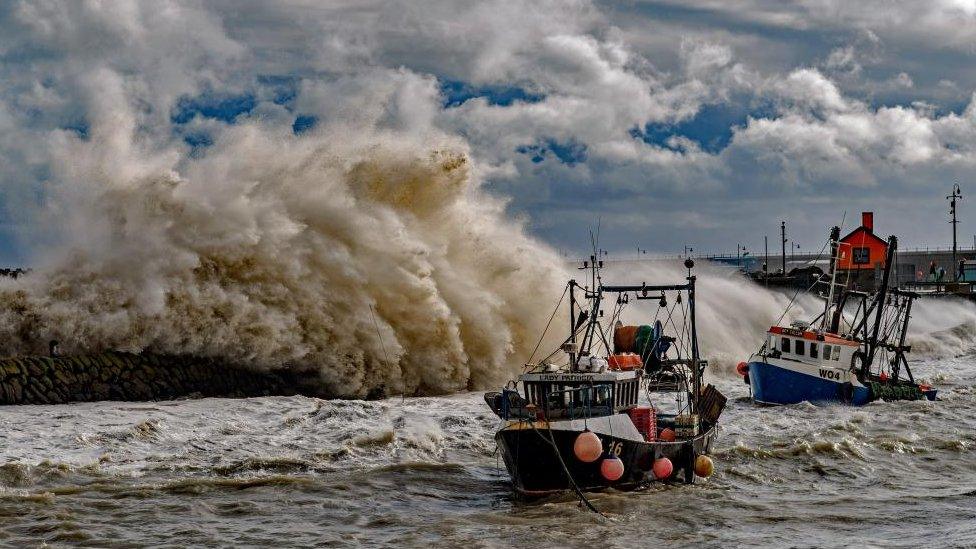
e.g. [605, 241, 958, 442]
[3, 0, 976, 258]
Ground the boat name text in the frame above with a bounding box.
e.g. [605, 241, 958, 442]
[819, 368, 843, 381]
[539, 374, 603, 382]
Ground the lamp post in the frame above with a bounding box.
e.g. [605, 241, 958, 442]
[948, 184, 962, 280]
[781, 221, 787, 274]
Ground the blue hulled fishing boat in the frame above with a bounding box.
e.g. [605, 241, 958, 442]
[740, 227, 937, 406]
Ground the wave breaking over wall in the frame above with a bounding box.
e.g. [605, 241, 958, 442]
[0, 127, 568, 398]
[0, 121, 973, 402]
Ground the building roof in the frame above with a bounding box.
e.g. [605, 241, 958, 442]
[840, 226, 887, 247]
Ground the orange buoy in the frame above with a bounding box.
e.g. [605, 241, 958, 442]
[573, 430, 602, 463]
[600, 455, 625, 481]
[736, 361, 749, 376]
[694, 455, 714, 478]
[659, 428, 676, 442]
[652, 457, 673, 479]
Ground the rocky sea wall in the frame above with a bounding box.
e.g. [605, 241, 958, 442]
[0, 352, 305, 405]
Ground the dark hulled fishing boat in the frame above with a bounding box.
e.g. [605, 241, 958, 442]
[741, 227, 937, 406]
[486, 258, 726, 496]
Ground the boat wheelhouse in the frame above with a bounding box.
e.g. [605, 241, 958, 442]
[749, 325, 869, 405]
[516, 370, 641, 419]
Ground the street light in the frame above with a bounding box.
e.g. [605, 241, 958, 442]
[948, 183, 962, 280]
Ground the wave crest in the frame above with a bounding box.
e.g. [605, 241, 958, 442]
[0, 128, 567, 397]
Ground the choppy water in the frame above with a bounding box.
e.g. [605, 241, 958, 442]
[0, 353, 974, 548]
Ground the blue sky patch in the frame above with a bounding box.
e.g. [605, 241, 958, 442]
[440, 79, 544, 108]
[293, 115, 317, 134]
[516, 137, 588, 166]
[182, 132, 213, 157]
[633, 101, 775, 154]
[258, 75, 299, 106]
[62, 119, 89, 139]
[171, 93, 256, 124]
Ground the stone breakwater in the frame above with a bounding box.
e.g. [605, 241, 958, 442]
[0, 352, 304, 405]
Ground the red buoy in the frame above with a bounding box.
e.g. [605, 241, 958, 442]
[736, 361, 749, 376]
[573, 430, 602, 463]
[659, 428, 676, 442]
[652, 457, 673, 479]
[600, 455, 625, 481]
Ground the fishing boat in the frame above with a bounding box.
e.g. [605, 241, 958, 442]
[485, 257, 726, 496]
[740, 227, 937, 406]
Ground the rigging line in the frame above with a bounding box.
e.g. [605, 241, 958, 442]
[639, 295, 678, 361]
[369, 304, 404, 402]
[533, 318, 598, 367]
[592, 320, 614, 357]
[880, 303, 905, 345]
[679, 295, 690, 359]
[661, 298, 684, 356]
[606, 295, 627, 337]
[776, 238, 830, 323]
[752, 238, 831, 357]
[525, 284, 570, 368]
[527, 420, 606, 517]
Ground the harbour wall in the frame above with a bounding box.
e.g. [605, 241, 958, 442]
[709, 249, 976, 284]
[0, 352, 312, 405]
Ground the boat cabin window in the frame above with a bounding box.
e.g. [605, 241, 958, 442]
[522, 378, 638, 419]
[810, 343, 818, 359]
[795, 340, 805, 356]
[781, 337, 790, 353]
[823, 344, 832, 360]
[833, 346, 841, 361]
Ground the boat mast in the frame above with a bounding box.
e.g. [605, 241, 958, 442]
[579, 253, 603, 358]
[687, 261, 700, 415]
[892, 288, 916, 384]
[568, 280, 577, 371]
[822, 226, 841, 332]
[864, 235, 897, 376]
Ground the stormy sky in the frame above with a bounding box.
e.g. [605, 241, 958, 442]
[3, 1, 976, 262]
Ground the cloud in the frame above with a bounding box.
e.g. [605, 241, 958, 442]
[2, 0, 976, 263]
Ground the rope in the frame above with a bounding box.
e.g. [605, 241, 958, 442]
[526, 420, 605, 516]
[772, 238, 830, 325]
[525, 284, 570, 368]
[533, 319, 593, 369]
[751, 238, 831, 358]
[369, 304, 404, 402]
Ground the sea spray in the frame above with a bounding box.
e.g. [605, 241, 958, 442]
[905, 298, 976, 358]
[603, 261, 976, 373]
[601, 261, 823, 374]
[0, 113, 972, 397]
[0, 125, 568, 397]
